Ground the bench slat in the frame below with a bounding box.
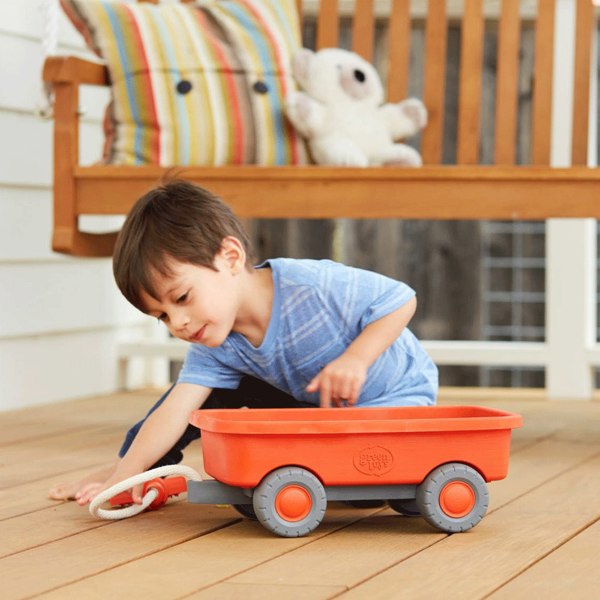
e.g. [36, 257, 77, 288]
[386, 0, 411, 102]
[457, 0, 484, 165]
[71, 165, 600, 217]
[316, 0, 339, 49]
[531, 0, 555, 166]
[571, 0, 595, 166]
[421, 0, 448, 164]
[296, 0, 304, 29]
[494, 0, 521, 165]
[352, 0, 375, 61]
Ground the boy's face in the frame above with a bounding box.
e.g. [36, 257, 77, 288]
[141, 245, 243, 348]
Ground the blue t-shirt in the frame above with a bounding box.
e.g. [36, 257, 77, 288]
[178, 258, 438, 406]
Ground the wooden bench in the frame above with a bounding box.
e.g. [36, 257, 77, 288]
[43, 0, 600, 258]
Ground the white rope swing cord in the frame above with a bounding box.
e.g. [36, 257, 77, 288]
[89, 465, 203, 520]
[37, 0, 60, 118]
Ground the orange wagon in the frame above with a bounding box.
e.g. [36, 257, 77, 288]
[187, 405, 522, 537]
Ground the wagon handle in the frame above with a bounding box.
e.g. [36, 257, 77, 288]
[89, 465, 202, 520]
[109, 476, 188, 510]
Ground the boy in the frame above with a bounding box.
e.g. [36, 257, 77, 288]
[50, 180, 438, 505]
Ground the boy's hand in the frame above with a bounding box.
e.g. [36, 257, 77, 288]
[306, 352, 367, 407]
[76, 466, 145, 506]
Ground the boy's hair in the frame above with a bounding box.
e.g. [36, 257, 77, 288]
[113, 180, 253, 312]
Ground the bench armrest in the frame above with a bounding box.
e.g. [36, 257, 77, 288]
[43, 55, 110, 86]
[44, 55, 118, 256]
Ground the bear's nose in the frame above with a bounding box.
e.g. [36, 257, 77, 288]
[353, 69, 366, 83]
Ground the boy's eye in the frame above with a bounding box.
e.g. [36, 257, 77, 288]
[177, 292, 188, 304]
[157, 313, 168, 323]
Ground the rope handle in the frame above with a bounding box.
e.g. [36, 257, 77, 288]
[109, 476, 187, 509]
[36, 0, 60, 119]
[89, 465, 203, 521]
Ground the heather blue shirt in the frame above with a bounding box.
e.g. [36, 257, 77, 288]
[178, 258, 438, 406]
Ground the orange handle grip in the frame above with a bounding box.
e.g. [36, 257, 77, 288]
[109, 476, 188, 510]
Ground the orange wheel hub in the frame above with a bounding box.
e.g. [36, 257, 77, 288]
[439, 481, 476, 518]
[275, 485, 312, 522]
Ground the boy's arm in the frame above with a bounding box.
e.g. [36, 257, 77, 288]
[306, 296, 417, 407]
[78, 382, 211, 504]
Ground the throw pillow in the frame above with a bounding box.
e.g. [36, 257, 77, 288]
[61, 0, 306, 166]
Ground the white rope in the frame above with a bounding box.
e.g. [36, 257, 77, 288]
[89, 465, 203, 521]
[41, 0, 60, 58]
[36, 0, 60, 118]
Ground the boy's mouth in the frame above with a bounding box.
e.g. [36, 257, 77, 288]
[190, 326, 206, 343]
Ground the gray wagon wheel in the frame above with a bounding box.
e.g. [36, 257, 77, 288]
[388, 498, 420, 517]
[232, 504, 258, 520]
[416, 463, 489, 533]
[253, 467, 327, 537]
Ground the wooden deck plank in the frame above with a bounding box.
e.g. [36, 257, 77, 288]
[1, 502, 112, 559]
[0, 389, 159, 445]
[0, 465, 109, 521]
[195, 438, 600, 596]
[0, 444, 204, 522]
[0, 502, 238, 599]
[338, 453, 600, 599]
[488, 519, 600, 597]
[209, 515, 445, 593]
[489, 438, 600, 509]
[0, 428, 126, 489]
[36, 408, 599, 599]
[2, 390, 600, 598]
[31, 506, 384, 600]
[189, 583, 346, 599]
[0, 391, 171, 490]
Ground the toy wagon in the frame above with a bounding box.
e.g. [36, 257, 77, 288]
[186, 405, 522, 537]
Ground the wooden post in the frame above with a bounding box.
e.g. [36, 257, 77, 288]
[546, 0, 596, 399]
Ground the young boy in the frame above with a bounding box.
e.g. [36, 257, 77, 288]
[50, 180, 438, 505]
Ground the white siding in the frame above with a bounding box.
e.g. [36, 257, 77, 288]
[0, 1, 151, 411]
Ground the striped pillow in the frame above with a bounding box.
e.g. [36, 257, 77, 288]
[61, 0, 306, 166]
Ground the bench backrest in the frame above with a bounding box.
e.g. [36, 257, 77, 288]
[303, 0, 596, 167]
[134, 1, 595, 167]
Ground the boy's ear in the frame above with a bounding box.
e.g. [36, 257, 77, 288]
[219, 236, 245, 273]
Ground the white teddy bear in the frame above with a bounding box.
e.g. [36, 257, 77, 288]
[285, 48, 427, 167]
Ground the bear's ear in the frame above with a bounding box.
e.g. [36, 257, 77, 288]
[292, 48, 314, 88]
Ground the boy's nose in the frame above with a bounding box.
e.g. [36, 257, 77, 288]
[173, 312, 190, 331]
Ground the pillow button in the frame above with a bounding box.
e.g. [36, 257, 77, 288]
[176, 80, 193, 95]
[252, 81, 269, 94]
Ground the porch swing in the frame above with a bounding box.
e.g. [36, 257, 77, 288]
[43, 0, 600, 258]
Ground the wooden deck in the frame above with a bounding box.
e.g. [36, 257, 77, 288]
[2, 388, 599, 599]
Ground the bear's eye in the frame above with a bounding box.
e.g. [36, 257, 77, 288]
[353, 69, 366, 83]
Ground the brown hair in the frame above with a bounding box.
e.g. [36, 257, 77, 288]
[113, 180, 253, 312]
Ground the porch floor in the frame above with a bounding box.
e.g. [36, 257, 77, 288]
[2, 388, 600, 599]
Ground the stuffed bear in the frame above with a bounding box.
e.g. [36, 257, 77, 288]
[285, 48, 427, 167]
